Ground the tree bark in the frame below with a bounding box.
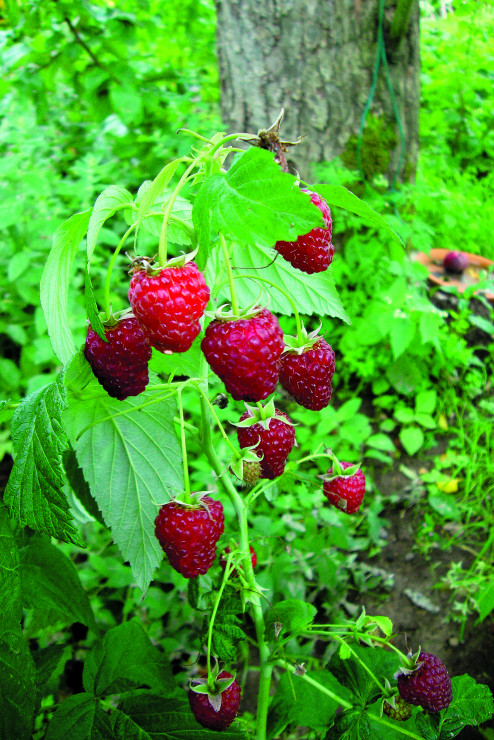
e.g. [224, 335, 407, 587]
[214, 0, 420, 183]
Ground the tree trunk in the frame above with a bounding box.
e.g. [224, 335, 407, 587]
[214, 0, 420, 184]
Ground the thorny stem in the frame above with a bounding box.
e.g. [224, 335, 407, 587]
[219, 232, 239, 315]
[199, 382, 272, 740]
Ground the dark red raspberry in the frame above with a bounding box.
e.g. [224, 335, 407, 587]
[84, 317, 151, 401]
[201, 309, 284, 401]
[279, 338, 336, 410]
[275, 190, 334, 274]
[189, 671, 241, 731]
[323, 462, 366, 514]
[443, 250, 468, 274]
[128, 261, 210, 353]
[220, 544, 257, 577]
[397, 652, 452, 713]
[237, 409, 295, 479]
[383, 697, 412, 721]
[154, 497, 224, 578]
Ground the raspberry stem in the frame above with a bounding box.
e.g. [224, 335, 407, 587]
[104, 222, 136, 319]
[206, 552, 235, 683]
[219, 232, 239, 316]
[158, 163, 198, 266]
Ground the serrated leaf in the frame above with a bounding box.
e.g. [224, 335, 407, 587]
[0, 399, 12, 424]
[86, 185, 134, 263]
[40, 210, 92, 364]
[314, 184, 404, 247]
[19, 536, 96, 630]
[324, 709, 371, 740]
[0, 504, 22, 631]
[32, 644, 67, 688]
[193, 148, 326, 263]
[4, 374, 83, 547]
[267, 670, 350, 740]
[63, 374, 183, 592]
[329, 645, 400, 707]
[266, 599, 317, 642]
[116, 691, 247, 739]
[63, 449, 106, 526]
[149, 340, 203, 380]
[83, 621, 175, 697]
[135, 159, 183, 235]
[207, 242, 350, 323]
[0, 633, 36, 740]
[446, 674, 494, 727]
[45, 694, 114, 740]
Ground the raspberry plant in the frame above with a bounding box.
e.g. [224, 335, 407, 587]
[2, 118, 493, 739]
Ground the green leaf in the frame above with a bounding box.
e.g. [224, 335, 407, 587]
[365, 434, 396, 453]
[0, 633, 36, 740]
[207, 242, 350, 323]
[446, 674, 494, 727]
[267, 670, 350, 739]
[40, 210, 92, 364]
[84, 259, 106, 342]
[110, 82, 142, 125]
[389, 316, 415, 360]
[399, 426, 424, 456]
[0, 504, 22, 631]
[86, 185, 133, 263]
[266, 599, 317, 642]
[19, 536, 96, 630]
[329, 645, 400, 707]
[83, 621, 175, 698]
[415, 390, 437, 415]
[477, 581, 494, 623]
[324, 709, 371, 739]
[149, 341, 203, 380]
[386, 357, 422, 395]
[115, 691, 247, 739]
[314, 184, 404, 247]
[45, 694, 114, 740]
[63, 368, 183, 592]
[63, 449, 106, 526]
[32, 644, 67, 689]
[4, 374, 83, 547]
[135, 159, 182, 236]
[194, 148, 326, 260]
[427, 490, 460, 520]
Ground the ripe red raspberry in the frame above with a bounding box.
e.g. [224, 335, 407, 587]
[84, 317, 151, 401]
[237, 409, 295, 479]
[128, 261, 210, 353]
[201, 309, 284, 401]
[279, 338, 336, 410]
[154, 497, 224, 578]
[275, 190, 334, 274]
[323, 461, 366, 514]
[443, 250, 468, 274]
[220, 544, 257, 577]
[397, 652, 452, 713]
[189, 671, 241, 731]
[383, 697, 412, 721]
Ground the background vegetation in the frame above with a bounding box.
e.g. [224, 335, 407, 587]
[0, 0, 493, 736]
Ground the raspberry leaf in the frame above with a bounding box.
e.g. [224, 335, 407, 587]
[193, 148, 325, 267]
[86, 185, 133, 263]
[43, 694, 113, 740]
[83, 621, 175, 697]
[325, 709, 371, 739]
[330, 644, 401, 708]
[0, 633, 37, 740]
[310, 184, 404, 248]
[4, 372, 84, 547]
[266, 599, 317, 643]
[207, 241, 350, 323]
[64, 355, 183, 592]
[41, 210, 92, 364]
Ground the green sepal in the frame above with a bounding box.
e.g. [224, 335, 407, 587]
[282, 323, 323, 355]
[232, 398, 295, 432]
[229, 443, 262, 481]
[320, 451, 361, 482]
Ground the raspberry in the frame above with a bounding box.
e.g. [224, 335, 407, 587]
[154, 496, 224, 578]
[128, 261, 210, 353]
[201, 308, 284, 401]
[237, 409, 295, 479]
[323, 461, 366, 514]
[397, 652, 452, 713]
[241, 460, 261, 485]
[189, 671, 241, 731]
[220, 544, 257, 577]
[279, 338, 336, 410]
[84, 317, 151, 401]
[383, 697, 412, 721]
[275, 190, 334, 273]
[443, 250, 468, 274]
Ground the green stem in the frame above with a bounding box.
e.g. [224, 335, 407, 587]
[104, 223, 136, 318]
[173, 417, 198, 434]
[331, 634, 387, 694]
[199, 389, 272, 740]
[158, 164, 198, 266]
[309, 627, 410, 665]
[367, 713, 424, 739]
[219, 232, 239, 315]
[177, 390, 191, 503]
[206, 553, 234, 681]
[191, 381, 239, 456]
[208, 132, 251, 158]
